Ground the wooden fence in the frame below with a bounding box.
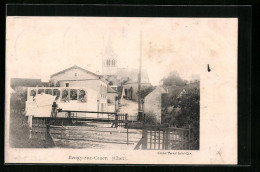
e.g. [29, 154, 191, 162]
[111, 113, 128, 128]
[134, 126, 190, 150]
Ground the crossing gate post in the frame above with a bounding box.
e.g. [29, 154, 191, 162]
[115, 113, 118, 128]
[45, 118, 50, 141]
[124, 113, 129, 145]
[125, 113, 128, 128]
[188, 125, 191, 150]
[142, 129, 147, 149]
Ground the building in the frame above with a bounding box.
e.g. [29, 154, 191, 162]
[50, 65, 108, 112]
[11, 78, 42, 91]
[143, 86, 168, 124]
[107, 85, 118, 112]
[102, 37, 151, 101]
[26, 87, 98, 117]
[101, 36, 118, 76]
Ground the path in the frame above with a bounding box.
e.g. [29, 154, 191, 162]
[118, 99, 138, 121]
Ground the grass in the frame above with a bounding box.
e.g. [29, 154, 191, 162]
[9, 109, 48, 148]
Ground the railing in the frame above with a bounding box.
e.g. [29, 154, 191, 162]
[58, 109, 116, 121]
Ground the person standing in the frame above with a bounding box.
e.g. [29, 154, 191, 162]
[51, 101, 58, 118]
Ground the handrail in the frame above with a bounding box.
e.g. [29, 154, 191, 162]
[57, 109, 116, 115]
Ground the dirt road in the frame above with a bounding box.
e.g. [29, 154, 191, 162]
[118, 99, 138, 121]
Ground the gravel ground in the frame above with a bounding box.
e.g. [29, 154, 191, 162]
[50, 122, 142, 149]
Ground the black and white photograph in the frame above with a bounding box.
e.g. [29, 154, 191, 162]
[5, 16, 238, 164]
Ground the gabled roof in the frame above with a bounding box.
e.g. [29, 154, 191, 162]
[104, 35, 117, 57]
[41, 82, 50, 87]
[144, 85, 167, 99]
[107, 85, 117, 93]
[10, 87, 15, 93]
[51, 65, 100, 78]
[104, 68, 150, 85]
[11, 78, 42, 89]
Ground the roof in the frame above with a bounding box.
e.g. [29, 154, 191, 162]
[145, 85, 167, 98]
[99, 77, 109, 84]
[104, 35, 117, 57]
[11, 78, 42, 89]
[117, 68, 150, 84]
[41, 82, 49, 87]
[177, 89, 186, 98]
[10, 87, 15, 93]
[161, 86, 168, 93]
[51, 65, 100, 78]
[107, 85, 117, 93]
[105, 68, 150, 85]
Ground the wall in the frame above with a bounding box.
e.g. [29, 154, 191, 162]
[107, 92, 116, 112]
[124, 83, 152, 101]
[143, 87, 167, 124]
[102, 66, 118, 76]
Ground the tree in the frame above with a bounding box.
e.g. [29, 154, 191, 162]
[162, 71, 186, 87]
[161, 80, 200, 150]
[136, 86, 156, 99]
[10, 87, 27, 114]
[175, 82, 200, 149]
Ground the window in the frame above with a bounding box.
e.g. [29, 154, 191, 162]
[78, 89, 87, 102]
[70, 89, 77, 100]
[30, 90, 36, 97]
[107, 59, 110, 66]
[38, 89, 44, 94]
[62, 89, 69, 102]
[53, 89, 60, 100]
[101, 103, 104, 112]
[112, 59, 115, 66]
[66, 83, 70, 87]
[75, 73, 77, 77]
[45, 89, 53, 95]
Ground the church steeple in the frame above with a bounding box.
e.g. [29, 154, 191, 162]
[102, 34, 118, 76]
[105, 35, 115, 56]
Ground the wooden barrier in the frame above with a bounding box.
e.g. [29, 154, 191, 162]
[111, 113, 128, 128]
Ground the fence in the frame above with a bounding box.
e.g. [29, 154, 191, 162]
[111, 113, 128, 128]
[134, 125, 190, 150]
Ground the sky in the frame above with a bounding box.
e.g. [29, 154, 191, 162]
[6, 17, 238, 85]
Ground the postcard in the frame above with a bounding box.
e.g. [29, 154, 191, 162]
[5, 16, 237, 164]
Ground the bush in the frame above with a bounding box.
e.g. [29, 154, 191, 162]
[144, 112, 160, 125]
[10, 87, 27, 113]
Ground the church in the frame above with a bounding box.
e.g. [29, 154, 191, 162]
[101, 37, 151, 102]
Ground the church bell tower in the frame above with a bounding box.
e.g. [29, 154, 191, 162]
[102, 35, 118, 76]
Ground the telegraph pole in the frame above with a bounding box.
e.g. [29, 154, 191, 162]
[138, 31, 143, 121]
